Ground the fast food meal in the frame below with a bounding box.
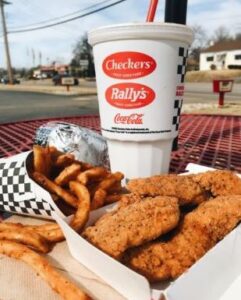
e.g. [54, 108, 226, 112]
[1, 144, 241, 299]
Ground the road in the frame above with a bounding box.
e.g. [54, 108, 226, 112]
[185, 82, 241, 103]
[0, 91, 99, 123]
[0, 82, 240, 123]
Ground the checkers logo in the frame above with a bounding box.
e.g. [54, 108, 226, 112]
[103, 51, 156, 79]
[105, 83, 155, 109]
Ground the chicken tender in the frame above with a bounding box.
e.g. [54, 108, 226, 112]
[192, 170, 241, 197]
[123, 195, 241, 282]
[83, 196, 180, 259]
[117, 193, 143, 209]
[127, 174, 208, 205]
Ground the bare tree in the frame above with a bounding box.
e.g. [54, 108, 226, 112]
[235, 32, 241, 40]
[189, 25, 207, 63]
[192, 25, 207, 49]
[213, 26, 232, 43]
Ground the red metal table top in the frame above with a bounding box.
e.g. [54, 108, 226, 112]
[0, 114, 240, 174]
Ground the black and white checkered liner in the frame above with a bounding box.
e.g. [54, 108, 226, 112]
[177, 47, 188, 83]
[0, 160, 53, 217]
[172, 99, 183, 131]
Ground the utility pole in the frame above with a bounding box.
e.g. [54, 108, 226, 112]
[39, 51, 42, 66]
[0, 0, 13, 84]
[32, 48, 35, 67]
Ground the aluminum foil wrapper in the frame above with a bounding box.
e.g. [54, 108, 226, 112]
[34, 122, 109, 167]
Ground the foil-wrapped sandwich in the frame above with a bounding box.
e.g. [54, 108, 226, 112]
[34, 121, 108, 167]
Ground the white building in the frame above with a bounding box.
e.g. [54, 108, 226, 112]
[200, 40, 241, 71]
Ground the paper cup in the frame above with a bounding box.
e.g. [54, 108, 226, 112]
[89, 22, 193, 179]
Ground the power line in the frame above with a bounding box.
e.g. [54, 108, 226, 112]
[8, 0, 115, 30]
[7, 0, 127, 34]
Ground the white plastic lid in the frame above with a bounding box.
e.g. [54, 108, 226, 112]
[88, 22, 194, 46]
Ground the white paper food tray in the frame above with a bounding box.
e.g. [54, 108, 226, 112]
[53, 163, 241, 300]
[0, 151, 65, 219]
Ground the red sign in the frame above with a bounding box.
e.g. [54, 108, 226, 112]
[105, 83, 155, 109]
[103, 51, 156, 79]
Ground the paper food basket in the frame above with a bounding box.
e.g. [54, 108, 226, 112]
[1, 152, 241, 300]
[0, 151, 65, 219]
[52, 163, 241, 300]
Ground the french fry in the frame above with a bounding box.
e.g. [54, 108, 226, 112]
[91, 172, 124, 209]
[55, 153, 75, 168]
[32, 172, 79, 208]
[69, 181, 91, 230]
[0, 240, 92, 300]
[33, 145, 52, 177]
[77, 167, 108, 185]
[55, 163, 81, 186]
[22, 181, 91, 243]
[29, 146, 123, 242]
[48, 146, 63, 162]
[80, 162, 93, 171]
[0, 222, 25, 231]
[104, 194, 124, 204]
[91, 189, 107, 210]
[0, 228, 52, 253]
[33, 225, 65, 243]
[7, 221, 59, 238]
[107, 181, 123, 194]
[50, 193, 60, 202]
[97, 172, 124, 190]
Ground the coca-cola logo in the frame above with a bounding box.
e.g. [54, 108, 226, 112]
[114, 113, 143, 124]
[103, 51, 156, 79]
[105, 83, 155, 109]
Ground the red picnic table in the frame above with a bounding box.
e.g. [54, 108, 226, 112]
[0, 114, 241, 300]
[0, 114, 240, 173]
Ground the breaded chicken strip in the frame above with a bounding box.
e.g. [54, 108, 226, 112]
[127, 174, 208, 205]
[127, 171, 241, 206]
[117, 193, 143, 209]
[83, 196, 179, 259]
[123, 195, 241, 282]
[192, 170, 241, 197]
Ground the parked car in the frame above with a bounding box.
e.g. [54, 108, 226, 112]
[52, 74, 79, 86]
[35, 73, 48, 79]
[1, 77, 20, 84]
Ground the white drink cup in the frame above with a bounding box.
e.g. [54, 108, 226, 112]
[89, 22, 193, 179]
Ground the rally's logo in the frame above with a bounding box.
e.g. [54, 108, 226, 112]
[103, 51, 156, 79]
[105, 83, 155, 109]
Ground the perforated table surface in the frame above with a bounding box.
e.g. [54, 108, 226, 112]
[0, 114, 240, 174]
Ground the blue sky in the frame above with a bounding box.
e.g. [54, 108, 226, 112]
[0, 0, 241, 68]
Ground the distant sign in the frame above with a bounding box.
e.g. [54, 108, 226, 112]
[219, 81, 233, 92]
[61, 77, 75, 85]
